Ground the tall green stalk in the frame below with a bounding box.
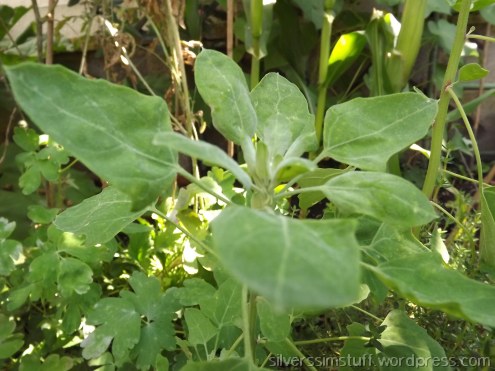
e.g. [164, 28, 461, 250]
[422, 0, 472, 199]
[250, 0, 263, 89]
[395, 0, 427, 88]
[315, 0, 335, 148]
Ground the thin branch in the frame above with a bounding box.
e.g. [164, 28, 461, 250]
[0, 108, 17, 166]
[46, 0, 59, 64]
[31, 0, 44, 62]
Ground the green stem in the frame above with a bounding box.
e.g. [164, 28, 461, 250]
[446, 86, 483, 189]
[175, 166, 231, 205]
[350, 305, 383, 322]
[395, 0, 427, 87]
[430, 201, 475, 247]
[283, 338, 318, 371]
[225, 334, 244, 358]
[242, 286, 253, 361]
[250, 0, 263, 89]
[314, 8, 335, 147]
[293, 335, 372, 346]
[422, 0, 472, 199]
[274, 186, 323, 200]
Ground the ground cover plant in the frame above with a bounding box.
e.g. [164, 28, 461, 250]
[1, 0, 495, 370]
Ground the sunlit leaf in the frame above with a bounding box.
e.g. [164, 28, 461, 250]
[212, 206, 361, 310]
[459, 63, 489, 82]
[5, 63, 177, 210]
[323, 93, 438, 171]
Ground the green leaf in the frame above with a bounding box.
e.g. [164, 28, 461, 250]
[370, 253, 495, 327]
[0, 234, 22, 276]
[257, 297, 291, 342]
[54, 187, 145, 246]
[82, 298, 141, 365]
[179, 278, 217, 307]
[19, 354, 74, 371]
[340, 323, 375, 371]
[13, 126, 38, 152]
[325, 32, 367, 88]
[377, 310, 450, 371]
[195, 49, 256, 144]
[250, 73, 316, 159]
[58, 257, 93, 296]
[480, 186, 495, 268]
[184, 308, 218, 346]
[290, 0, 325, 29]
[27, 205, 59, 224]
[323, 93, 438, 171]
[201, 279, 243, 328]
[181, 358, 265, 371]
[5, 63, 177, 210]
[366, 224, 426, 264]
[321, 172, 437, 228]
[19, 164, 41, 195]
[212, 206, 361, 310]
[458, 63, 489, 82]
[153, 132, 252, 189]
[451, 0, 495, 12]
[0, 314, 23, 359]
[297, 168, 345, 209]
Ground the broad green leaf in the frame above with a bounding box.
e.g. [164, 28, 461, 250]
[182, 358, 266, 371]
[325, 32, 367, 88]
[377, 310, 450, 371]
[366, 224, 426, 264]
[27, 205, 59, 224]
[458, 63, 489, 82]
[480, 186, 495, 268]
[184, 308, 218, 346]
[82, 298, 141, 365]
[179, 278, 217, 307]
[212, 206, 361, 310]
[195, 49, 256, 143]
[5, 63, 177, 210]
[297, 168, 345, 209]
[323, 93, 438, 171]
[54, 187, 145, 246]
[58, 257, 93, 296]
[153, 132, 252, 189]
[13, 126, 38, 152]
[19, 354, 74, 371]
[321, 172, 437, 228]
[370, 253, 495, 327]
[250, 73, 316, 158]
[290, 0, 325, 29]
[257, 297, 291, 342]
[203, 279, 243, 329]
[0, 314, 23, 359]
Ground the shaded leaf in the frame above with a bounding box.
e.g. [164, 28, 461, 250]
[54, 187, 145, 246]
[181, 358, 266, 371]
[212, 206, 361, 310]
[257, 297, 291, 342]
[322, 172, 437, 228]
[184, 308, 218, 346]
[370, 253, 495, 327]
[153, 132, 252, 189]
[58, 257, 93, 296]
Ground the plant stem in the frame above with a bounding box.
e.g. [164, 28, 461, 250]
[314, 4, 335, 147]
[350, 305, 383, 322]
[46, 0, 58, 65]
[283, 338, 318, 371]
[422, 0, 472, 199]
[293, 335, 372, 346]
[31, 0, 43, 62]
[446, 87, 483, 189]
[242, 286, 253, 361]
[226, 0, 235, 157]
[175, 166, 231, 204]
[250, 0, 263, 89]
